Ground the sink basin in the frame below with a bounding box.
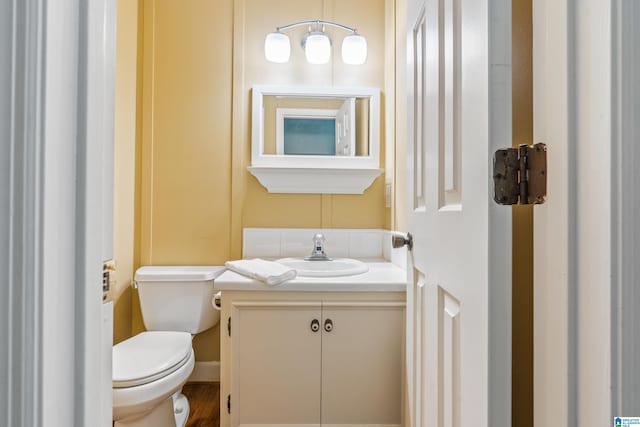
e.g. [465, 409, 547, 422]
[276, 257, 369, 278]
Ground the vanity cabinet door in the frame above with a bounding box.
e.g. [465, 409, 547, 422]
[233, 302, 322, 427]
[320, 303, 404, 427]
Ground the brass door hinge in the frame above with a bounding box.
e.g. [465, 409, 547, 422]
[493, 143, 547, 205]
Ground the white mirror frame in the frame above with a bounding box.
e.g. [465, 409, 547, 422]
[248, 85, 383, 194]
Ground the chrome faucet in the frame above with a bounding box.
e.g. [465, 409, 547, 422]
[305, 233, 332, 261]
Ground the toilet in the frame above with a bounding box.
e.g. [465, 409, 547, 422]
[112, 266, 225, 427]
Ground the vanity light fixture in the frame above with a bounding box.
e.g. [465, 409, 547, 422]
[264, 19, 367, 65]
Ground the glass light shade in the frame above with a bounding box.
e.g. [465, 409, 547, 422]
[264, 32, 291, 63]
[304, 33, 331, 64]
[341, 34, 367, 65]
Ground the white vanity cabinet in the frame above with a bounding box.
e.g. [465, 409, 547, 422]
[220, 291, 405, 427]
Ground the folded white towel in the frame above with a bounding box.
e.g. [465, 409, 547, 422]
[225, 258, 297, 286]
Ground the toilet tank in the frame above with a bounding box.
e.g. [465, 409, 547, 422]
[134, 266, 225, 334]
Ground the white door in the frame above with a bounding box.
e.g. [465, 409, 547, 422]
[405, 0, 512, 426]
[1, 1, 116, 425]
[335, 97, 356, 156]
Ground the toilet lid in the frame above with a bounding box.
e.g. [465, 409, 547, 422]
[113, 331, 192, 388]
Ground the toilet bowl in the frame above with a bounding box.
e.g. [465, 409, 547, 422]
[113, 331, 195, 427]
[112, 266, 225, 427]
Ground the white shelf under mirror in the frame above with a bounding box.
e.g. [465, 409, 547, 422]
[249, 85, 383, 194]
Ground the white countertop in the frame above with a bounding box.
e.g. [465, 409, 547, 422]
[215, 261, 407, 292]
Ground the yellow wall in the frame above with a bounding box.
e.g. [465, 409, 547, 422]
[133, 0, 234, 360]
[132, 0, 397, 361]
[111, 0, 140, 345]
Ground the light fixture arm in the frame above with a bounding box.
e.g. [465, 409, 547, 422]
[275, 19, 359, 34]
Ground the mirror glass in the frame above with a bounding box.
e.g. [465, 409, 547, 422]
[261, 95, 371, 157]
[251, 85, 380, 171]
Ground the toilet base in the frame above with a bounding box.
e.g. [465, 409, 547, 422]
[173, 392, 190, 427]
[114, 393, 190, 427]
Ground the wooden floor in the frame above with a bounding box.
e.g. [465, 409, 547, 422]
[183, 382, 220, 427]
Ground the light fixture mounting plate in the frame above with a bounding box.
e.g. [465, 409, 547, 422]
[300, 31, 332, 49]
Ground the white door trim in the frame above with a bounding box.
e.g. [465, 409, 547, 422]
[0, 1, 115, 426]
[534, 0, 640, 423]
[533, 0, 576, 424]
[488, 0, 513, 425]
[1, 1, 49, 425]
[611, 0, 640, 416]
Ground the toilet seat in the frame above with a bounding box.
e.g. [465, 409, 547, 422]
[113, 331, 192, 388]
[112, 331, 195, 425]
[112, 348, 195, 424]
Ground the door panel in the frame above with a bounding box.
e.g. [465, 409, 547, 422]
[408, 272, 430, 427]
[406, 0, 512, 426]
[439, 289, 460, 427]
[440, 0, 461, 208]
[320, 303, 404, 426]
[234, 302, 322, 427]
[412, 6, 427, 211]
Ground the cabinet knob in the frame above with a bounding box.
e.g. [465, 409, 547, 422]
[324, 318, 333, 332]
[310, 319, 320, 332]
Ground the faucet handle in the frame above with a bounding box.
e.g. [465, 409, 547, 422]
[305, 232, 331, 261]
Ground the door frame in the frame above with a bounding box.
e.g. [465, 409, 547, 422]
[0, 1, 114, 426]
[533, 0, 640, 424]
[610, 1, 640, 414]
[3, 0, 638, 425]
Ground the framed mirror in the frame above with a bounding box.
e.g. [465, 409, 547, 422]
[249, 85, 383, 194]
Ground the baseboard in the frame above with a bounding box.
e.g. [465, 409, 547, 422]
[187, 360, 220, 383]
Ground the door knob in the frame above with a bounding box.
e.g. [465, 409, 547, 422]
[391, 232, 413, 250]
[310, 319, 320, 332]
[324, 318, 333, 332]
